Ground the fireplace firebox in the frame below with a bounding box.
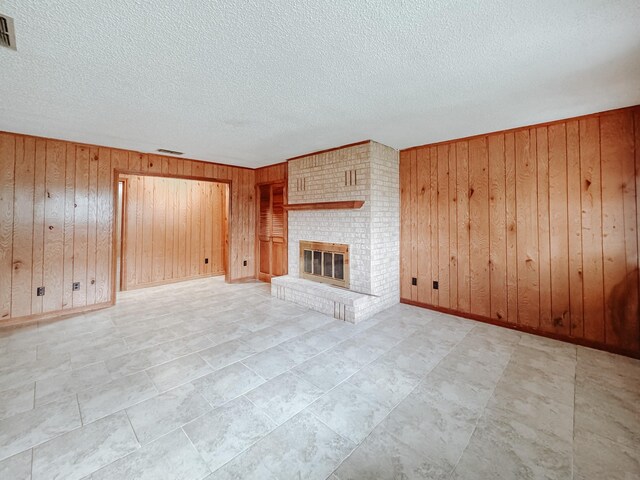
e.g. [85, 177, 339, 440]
[299, 241, 349, 289]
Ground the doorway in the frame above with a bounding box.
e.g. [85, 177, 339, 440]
[117, 174, 229, 291]
[257, 182, 287, 282]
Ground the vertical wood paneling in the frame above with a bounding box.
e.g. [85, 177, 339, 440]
[86, 148, 99, 305]
[0, 131, 256, 323]
[62, 144, 76, 309]
[416, 148, 431, 304]
[165, 177, 175, 279]
[634, 111, 640, 351]
[429, 146, 439, 306]
[72, 146, 90, 308]
[177, 179, 187, 278]
[515, 129, 540, 327]
[0, 133, 15, 319]
[548, 123, 570, 335]
[620, 114, 639, 352]
[504, 132, 518, 324]
[43, 141, 66, 313]
[469, 137, 490, 317]
[152, 177, 166, 282]
[120, 174, 227, 290]
[135, 175, 145, 286]
[400, 106, 640, 356]
[536, 127, 552, 331]
[448, 145, 458, 310]
[437, 145, 450, 308]
[141, 175, 154, 285]
[125, 175, 138, 288]
[95, 148, 111, 303]
[31, 139, 47, 315]
[399, 151, 412, 300]
[580, 117, 605, 342]
[488, 134, 507, 321]
[456, 142, 470, 313]
[11, 137, 34, 318]
[600, 112, 636, 349]
[191, 181, 202, 276]
[566, 120, 584, 337]
[255, 162, 287, 184]
[410, 150, 418, 301]
[201, 182, 209, 275]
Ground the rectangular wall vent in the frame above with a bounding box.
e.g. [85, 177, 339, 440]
[157, 148, 184, 155]
[0, 14, 17, 51]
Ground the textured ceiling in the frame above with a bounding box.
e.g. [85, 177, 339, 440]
[1, 1, 639, 167]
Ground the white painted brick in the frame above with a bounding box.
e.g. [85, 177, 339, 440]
[275, 141, 399, 323]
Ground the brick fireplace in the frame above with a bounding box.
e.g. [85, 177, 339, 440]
[271, 141, 400, 323]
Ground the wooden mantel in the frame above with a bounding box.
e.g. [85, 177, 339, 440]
[283, 200, 365, 211]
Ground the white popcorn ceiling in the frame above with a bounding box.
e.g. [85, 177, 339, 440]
[0, 1, 639, 168]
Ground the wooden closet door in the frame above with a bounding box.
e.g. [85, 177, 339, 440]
[258, 182, 287, 282]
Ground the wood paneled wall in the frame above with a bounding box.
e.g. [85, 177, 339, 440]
[255, 162, 287, 185]
[0, 131, 255, 324]
[400, 106, 640, 356]
[120, 174, 228, 290]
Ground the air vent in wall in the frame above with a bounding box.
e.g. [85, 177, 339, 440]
[157, 149, 184, 155]
[0, 14, 16, 51]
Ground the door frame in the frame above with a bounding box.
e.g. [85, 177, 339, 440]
[117, 178, 127, 292]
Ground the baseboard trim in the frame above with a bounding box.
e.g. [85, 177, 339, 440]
[123, 272, 225, 291]
[0, 301, 114, 329]
[401, 298, 640, 360]
[229, 276, 259, 284]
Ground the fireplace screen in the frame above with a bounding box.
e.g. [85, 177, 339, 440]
[300, 241, 349, 288]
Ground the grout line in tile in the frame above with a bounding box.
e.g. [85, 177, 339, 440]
[123, 409, 142, 446]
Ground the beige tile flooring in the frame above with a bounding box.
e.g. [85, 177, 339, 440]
[0, 276, 638, 479]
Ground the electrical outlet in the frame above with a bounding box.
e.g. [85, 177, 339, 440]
[411, 277, 417, 286]
[243, 260, 247, 266]
[433, 281, 439, 290]
[36, 286, 45, 296]
[204, 258, 209, 264]
[72, 282, 80, 291]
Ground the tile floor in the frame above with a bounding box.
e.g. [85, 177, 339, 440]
[0, 276, 638, 480]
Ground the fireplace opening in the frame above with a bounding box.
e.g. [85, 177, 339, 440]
[300, 241, 349, 288]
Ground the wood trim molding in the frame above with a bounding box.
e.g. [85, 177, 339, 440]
[401, 298, 640, 360]
[283, 200, 364, 211]
[124, 272, 225, 291]
[0, 301, 114, 329]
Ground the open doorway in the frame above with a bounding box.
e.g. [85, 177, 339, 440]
[116, 174, 229, 291]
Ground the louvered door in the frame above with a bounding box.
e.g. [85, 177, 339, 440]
[258, 182, 287, 282]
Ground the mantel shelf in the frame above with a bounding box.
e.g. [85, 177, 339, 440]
[283, 200, 365, 211]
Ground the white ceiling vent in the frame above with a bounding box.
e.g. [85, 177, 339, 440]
[0, 14, 16, 50]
